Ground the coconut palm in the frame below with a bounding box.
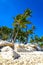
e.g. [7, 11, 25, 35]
[40, 36, 43, 42]
[34, 35, 40, 43]
[30, 37, 34, 43]
[12, 9, 32, 43]
[0, 26, 12, 40]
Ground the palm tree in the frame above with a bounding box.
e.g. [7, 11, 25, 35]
[12, 9, 32, 43]
[30, 37, 34, 43]
[34, 35, 39, 43]
[40, 36, 43, 42]
[0, 26, 12, 40]
[25, 29, 33, 43]
[0, 27, 2, 39]
[31, 25, 36, 40]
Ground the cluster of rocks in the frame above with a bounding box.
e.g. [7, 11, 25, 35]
[0, 41, 43, 65]
[14, 43, 38, 52]
[0, 51, 43, 65]
[0, 43, 38, 60]
[0, 43, 42, 60]
[14, 43, 43, 52]
[0, 43, 36, 60]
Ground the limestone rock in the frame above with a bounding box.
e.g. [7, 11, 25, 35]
[14, 44, 36, 52]
[1, 46, 20, 60]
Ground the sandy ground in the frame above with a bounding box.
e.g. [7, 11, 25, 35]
[0, 51, 43, 65]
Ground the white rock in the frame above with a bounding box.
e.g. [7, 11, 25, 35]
[14, 44, 36, 52]
[14, 44, 21, 51]
[0, 40, 9, 44]
[1, 46, 20, 60]
[17, 48, 29, 52]
[26, 47, 36, 51]
[20, 43, 24, 46]
[1, 46, 13, 52]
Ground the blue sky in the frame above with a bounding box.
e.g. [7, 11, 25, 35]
[0, 0, 43, 36]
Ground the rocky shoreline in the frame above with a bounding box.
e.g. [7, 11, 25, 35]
[0, 51, 43, 65]
[0, 41, 43, 65]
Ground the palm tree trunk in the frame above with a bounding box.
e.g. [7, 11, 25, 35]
[13, 25, 19, 43]
[26, 25, 28, 44]
[14, 30, 18, 42]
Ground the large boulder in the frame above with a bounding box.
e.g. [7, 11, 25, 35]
[1, 46, 20, 60]
[1, 46, 13, 52]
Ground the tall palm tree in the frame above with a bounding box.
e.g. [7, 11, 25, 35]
[12, 9, 32, 43]
[34, 35, 39, 43]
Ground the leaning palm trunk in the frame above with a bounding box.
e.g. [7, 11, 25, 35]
[14, 30, 18, 42]
[11, 29, 19, 49]
[26, 26, 28, 44]
[26, 34, 28, 44]
[14, 25, 19, 42]
[12, 24, 19, 43]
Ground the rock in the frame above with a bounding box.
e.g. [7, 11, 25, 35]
[1, 46, 13, 52]
[1, 46, 20, 60]
[14, 44, 20, 51]
[35, 46, 41, 51]
[14, 44, 36, 52]
[17, 48, 29, 52]
[25, 44, 36, 51]
[0, 51, 43, 65]
[20, 44, 25, 48]
[13, 51, 20, 59]
[16, 47, 36, 52]
[0, 40, 9, 44]
[30, 44, 37, 48]
[26, 47, 36, 51]
[14, 44, 29, 52]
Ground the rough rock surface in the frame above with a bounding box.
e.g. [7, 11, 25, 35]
[0, 44, 43, 65]
[14, 44, 36, 52]
[0, 51, 43, 65]
[1, 46, 20, 60]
